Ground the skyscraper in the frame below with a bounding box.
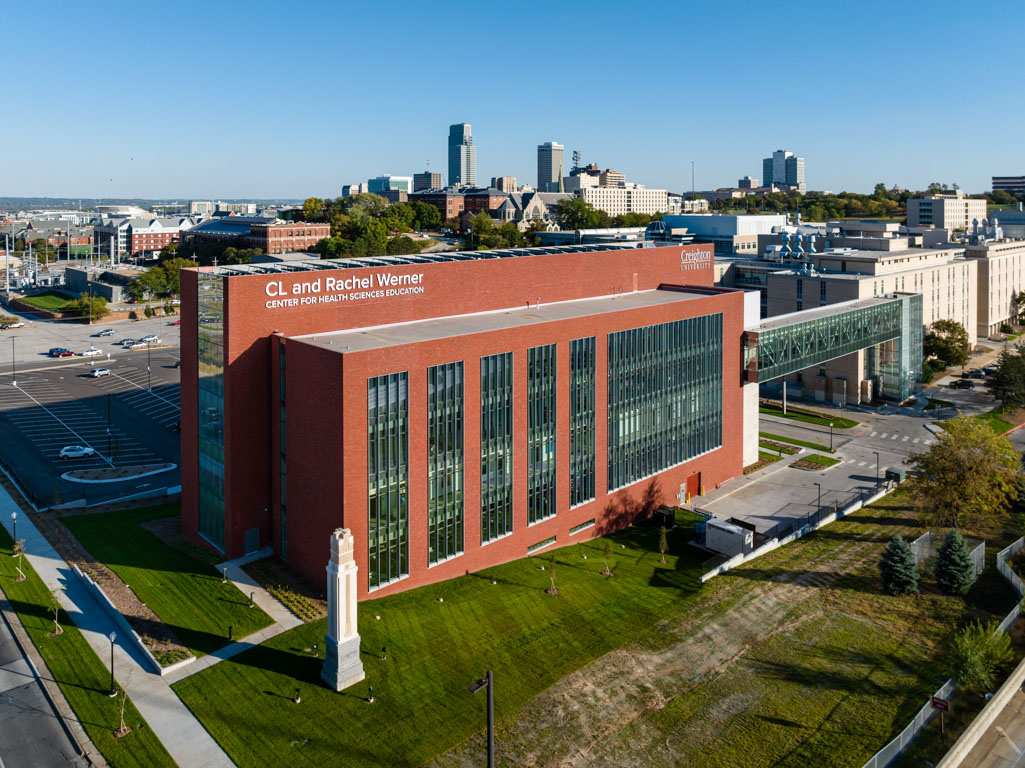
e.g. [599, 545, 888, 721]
[448, 124, 476, 187]
[537, 142, 565, 193]
[761, 149, 805, 191]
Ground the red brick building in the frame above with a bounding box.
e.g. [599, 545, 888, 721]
[181, 242, 741, 599]
[247, 221, 330, 254]
[462, 187, 509, 215]
[409, 189, 465, 223]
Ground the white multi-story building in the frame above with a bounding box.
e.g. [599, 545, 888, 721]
[577, 184, 668, 216]
[537, 142, 564, 192]
[907, 190, 987, 231]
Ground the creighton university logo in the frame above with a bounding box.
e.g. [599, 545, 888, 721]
[680, 249, 712, 270]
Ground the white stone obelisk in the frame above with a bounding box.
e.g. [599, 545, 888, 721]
[321, 528, 365, 691]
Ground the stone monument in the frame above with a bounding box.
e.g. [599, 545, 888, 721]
[321, 528, 365, 691]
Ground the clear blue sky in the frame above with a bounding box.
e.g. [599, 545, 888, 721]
[6, 0, 1023, 199]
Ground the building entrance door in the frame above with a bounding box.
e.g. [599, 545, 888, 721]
[686, 472, 701, 502]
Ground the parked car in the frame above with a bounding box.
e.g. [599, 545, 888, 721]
[968, 369, 986, 379]
[128, 342, 148, 350]
[983, 366, 998, 376]
[950, 379, 975, 389]
[173, 418, 181, 432]
[174, 359, 181, 368]
[59, 445, 96, 459]
[49, 348, 73, 358]
[117, 338, 136, 347]
[88, 368, 112, 378]
[171, 299, 181, 305]
[94, 328, 114, 337]
[4, 321, 26, 329]
[139, 335, 158, 343]
[80, 347, 102, 356]
[169, 320, 181, 326]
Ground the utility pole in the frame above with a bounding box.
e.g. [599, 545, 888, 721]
[107, 393, 111, 459]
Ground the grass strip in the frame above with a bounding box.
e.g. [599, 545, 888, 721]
[759, 403, 859, 428]
[18, 290, 77, 311]
[797, 453, 841, 468]
[759, 431, 835, 453]
[759, 439, 798, 455]
[63, 504, 273, 657]
[0, 527, 175, 768]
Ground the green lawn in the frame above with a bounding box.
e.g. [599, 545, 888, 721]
[759, 404, 859, 429]
[0, 527, 175, 768]
[18, 290, 77, 311]
[923, 398, 954, 411]
[759, 431, 835, 453]
[173, 524, 706, 768]
[759, 439, 798, 455]
[171, 490, 1016, 768]
[797, 453, 841, 468]
[62, 505, 273, 657]
[977, 411, 1017, 435]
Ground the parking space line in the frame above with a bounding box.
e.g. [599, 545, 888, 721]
[2, 384, 112, 465]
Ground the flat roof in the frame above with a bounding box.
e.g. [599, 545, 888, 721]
[295, 287, 723, 354]
[751, 293, 911, 332]
[198, 243, 641, 277]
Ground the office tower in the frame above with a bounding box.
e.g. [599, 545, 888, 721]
[413, 172, 443, 192]
[448, 124, 476, 187]
[537, 142, 564, 192]
[762, 149, 805, 191]
[491, 176, 517, 193]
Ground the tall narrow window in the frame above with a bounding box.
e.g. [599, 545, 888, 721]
[607, 315, 723, 491]
[367, 372, 409, 589]
[197, 272, 225, 550]
[428, 362, 463, 563]
[528, 344, 557, 523]
[569, 337, 595, 506]
[480, 353, 513, 542]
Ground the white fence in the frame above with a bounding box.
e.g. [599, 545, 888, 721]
[860, 536, 1025, 768]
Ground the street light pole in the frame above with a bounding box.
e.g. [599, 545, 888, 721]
[814, 482, 821, 514]
[829, 419, 834, 451]
[873, 451, 880, 482]
[106, 392, 111, 459]
[469, 670, 495, 768]
[107, 632, 117, 697]
[10, 335, 15, 387]
[146, 345, 151, 392]
[10, 512, 15, 552]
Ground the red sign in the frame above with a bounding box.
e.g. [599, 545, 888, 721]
[931, 696, 950, 712]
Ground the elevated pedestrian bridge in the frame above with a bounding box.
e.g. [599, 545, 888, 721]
[741, 292, 922, 402]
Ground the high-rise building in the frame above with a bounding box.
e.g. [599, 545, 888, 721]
[448, 124, 476, 187]
[907, 189, 987, 231]
[537, 142, 565, 192]
[491, 176, 517, 193]
[761, 150, 805, 191]
[738, 176, 759, 189]
[413, 172, 443, 192]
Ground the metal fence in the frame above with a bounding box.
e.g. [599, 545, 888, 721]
[860, 536, 1025, 768]
[910, 531, 986, 577]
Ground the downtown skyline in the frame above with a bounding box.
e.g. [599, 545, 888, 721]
[4, 0, 1023, 199]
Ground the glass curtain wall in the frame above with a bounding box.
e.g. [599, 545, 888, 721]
[427, 362, 464, 563]
[279, 344, 287, 559]
[480, 353, 513, 542]
[607, 315, 723, 491]
[528, 344, 557, 523]
[197, 272, 225, 550]
[569, 337, 596, 506]
[367, 372, 409, 589]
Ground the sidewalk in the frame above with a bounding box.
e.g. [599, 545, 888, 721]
[0, 486, 235, 768]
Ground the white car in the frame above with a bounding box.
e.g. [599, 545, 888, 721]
[88, 368, 112, 378]
[80, 347, 102, 356]
[139, 335, 158, 343]
[59, 445, 96, 459]
[128, 342, 148, 350]
[4, 321, 26, 329]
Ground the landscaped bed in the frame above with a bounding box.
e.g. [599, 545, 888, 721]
[17, 289, 78, 312]
[62, 504, 274, 657]
[791, 453, 841, 470]
[759, 430, 835, 453]
[759, 402, 859, 428]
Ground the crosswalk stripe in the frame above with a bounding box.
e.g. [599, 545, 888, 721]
[902, 436, 909, 442]
[913, 438, 920, 443]
[871, 431, 878, 437]
[891, 434, 899, 440]
[879, 433, 887, 439]
[858, 461, 867, 467]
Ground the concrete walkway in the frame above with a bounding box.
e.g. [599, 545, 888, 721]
[0, 486, 235, 768]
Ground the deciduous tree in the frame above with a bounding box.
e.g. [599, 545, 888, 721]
[990, 347, 1025, 411]
[923, 319, 970, 368]
[950, 619, 1013, 691]
[909, 416, 1023, 529]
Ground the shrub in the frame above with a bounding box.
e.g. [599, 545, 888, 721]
[950, 619, 1013, 691]
[144, 306, 154, 318]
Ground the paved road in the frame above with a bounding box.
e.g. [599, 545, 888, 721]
[956, 688, 1025, 767]
[0, 600, 86, 767]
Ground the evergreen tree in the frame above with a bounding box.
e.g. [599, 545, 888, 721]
[879, 535, 919, 595]
[935, 530, 975, 595]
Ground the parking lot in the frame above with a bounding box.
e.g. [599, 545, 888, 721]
[0, 342, 182, 508]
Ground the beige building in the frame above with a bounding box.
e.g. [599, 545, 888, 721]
[965, 239, 1025, 339]
[907, 190, 987, 231]
[577, 184, 669, 216]
[761, 246, 977, 404]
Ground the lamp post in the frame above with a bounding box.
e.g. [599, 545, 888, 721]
[10, 512, 16, 552]
[469, 670, 495, 768]
[829, 419, 834, 451]
[10, 335, 15, 387]
[146, 345, 152, 392]
[873, 451, 880, 482]
[814, 482, 821, 514]
[107, 632, 117, 697]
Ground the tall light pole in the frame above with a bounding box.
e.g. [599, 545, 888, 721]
[814, 482, 821, 514]
[10, 335, 15, 387]
[146, 344, 152, 391]
[107, 632, 117, 697]
[829, 419, 834, 451]
[873, 451, 880, 482]
[106, 392, 112, 460]
[469, 670, 494, 768]
[10, 512, 15, 552]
